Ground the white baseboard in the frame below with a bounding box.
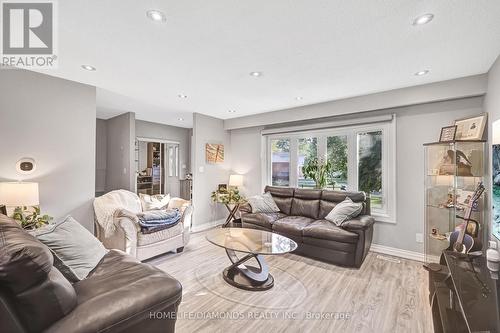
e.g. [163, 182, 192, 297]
[191, 219, 225, 233]
[370, 243, 425, 262]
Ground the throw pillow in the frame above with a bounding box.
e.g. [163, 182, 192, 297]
[139, 193, 171, 211]
[247, 192, 280, 213]
[325, 197, 363, 226]
[31, 216, 107, 282]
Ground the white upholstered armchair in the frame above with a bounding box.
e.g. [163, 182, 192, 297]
[94, 190, 192, 261]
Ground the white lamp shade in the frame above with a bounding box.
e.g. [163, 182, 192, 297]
[229, 174, 243, 187]
[0, 182, 39, 207]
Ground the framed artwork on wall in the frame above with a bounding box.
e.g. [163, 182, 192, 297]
[454, 114, 487, 141]
[439, 125, 457, 142]
[206, 143, 224, 163]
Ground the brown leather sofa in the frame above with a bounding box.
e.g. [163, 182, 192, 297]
[240, 186, 375, 268]
[0, 214, 182, 333]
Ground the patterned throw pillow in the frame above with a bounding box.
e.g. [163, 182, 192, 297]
[139, 193, 171, 211]
[247, 192, 280, 213]
[325, 197, 363, 226]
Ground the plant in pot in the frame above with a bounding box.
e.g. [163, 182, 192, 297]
[12, 206, 53, 230]
[301, 157, 333, 189]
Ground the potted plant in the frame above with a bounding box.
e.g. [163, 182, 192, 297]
[302, 157, 333, 189]
[12, 206, 53, 230]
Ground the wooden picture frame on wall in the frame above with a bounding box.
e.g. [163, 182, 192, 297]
[206, 143, 224, 163]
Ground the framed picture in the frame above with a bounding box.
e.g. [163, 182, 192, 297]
[206, 143, 224, 163]
[218, 184, 228, 192]
[454, 114, 487, 141]
[439, 125, 457, 143]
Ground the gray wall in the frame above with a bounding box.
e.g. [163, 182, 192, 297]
[105, 112, 136, 192]
[229, 97, 484, 253]
[135, 120, 191, 178]
[95, 119, 107, 193]
[192, 113, 231, 228]
[225, 74, 487, 130]
[486, 54, 500, 248]
[0, 69, 96, 230]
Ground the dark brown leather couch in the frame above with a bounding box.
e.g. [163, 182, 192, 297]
[240, 186, 375, 268]
[0, 215, 182, 333]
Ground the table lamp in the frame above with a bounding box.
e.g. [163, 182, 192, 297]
[229, 174, 243, 188]
[0, 182, 40, 211]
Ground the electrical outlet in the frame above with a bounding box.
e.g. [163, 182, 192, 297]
[416, 233, 424, 243]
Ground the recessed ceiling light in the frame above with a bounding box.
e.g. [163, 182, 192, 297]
[178, 94, 188, 99]
[81, 64, 96, 71]
[249, 71, 263, 77]
[414, 70, 430, 76]
[146, 10, 166, 22]
[228, 110, 236, 113]
[295, 97, 303, 101]
[413, 13, 434, 26]
[178, 117, 184, 121]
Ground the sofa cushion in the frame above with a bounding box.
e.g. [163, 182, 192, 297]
[294, 188, 322, 200]
[303, 220, 359, 244]
[264, 186, 294, 214]
[241, 212, 286, 230]
[137, 222, 183, 246]
[272, 216, 314, 237]
[47, 250, 182, 333]
[0, 215, 77, 332]
[290, 198, 320, 219]
[319, 190, 368, 218]
[32, 216, 108, 282]
[324, 197, 363, 226]
[139, 193, 171, 211]
[247, 192, 280, 213]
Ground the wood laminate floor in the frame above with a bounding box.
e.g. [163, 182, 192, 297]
[148, 230, 432, 333]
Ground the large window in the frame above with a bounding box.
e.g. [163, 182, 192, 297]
[357, 131, 382, 209]
[266, 122, 395, 222]
[270, 138, 290, 186]
[298, 138, 317, 188]
[327, 135, 348, 190]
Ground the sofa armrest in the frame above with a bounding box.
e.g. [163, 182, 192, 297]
[342, 215, 375, 231]
[239, 202, 252, 214]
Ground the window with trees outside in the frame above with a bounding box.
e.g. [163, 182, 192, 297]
[266, 122, 395, 222]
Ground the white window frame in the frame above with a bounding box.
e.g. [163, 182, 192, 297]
[264, 119, 396, 224]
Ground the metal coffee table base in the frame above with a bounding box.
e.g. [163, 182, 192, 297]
[222, 249, 274, 291]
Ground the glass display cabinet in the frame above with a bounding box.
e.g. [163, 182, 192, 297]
[424, 140, 486, 264]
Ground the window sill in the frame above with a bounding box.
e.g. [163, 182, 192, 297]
[371, 212, 396, 224]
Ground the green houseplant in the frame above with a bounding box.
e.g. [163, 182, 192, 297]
[12, 206, 53, 230]
[302, 158, 333, 189]
[211, 187, 245, 204]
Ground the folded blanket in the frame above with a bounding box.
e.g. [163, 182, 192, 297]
[94, 190, 143, 237]
[138, 209, 181, 233]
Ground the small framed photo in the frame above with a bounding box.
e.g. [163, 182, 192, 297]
[218, 184, 228, 192]
[454, 113, 487, 141]
[439, 125, 457, 143]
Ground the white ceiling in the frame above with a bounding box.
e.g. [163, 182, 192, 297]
[34, 0, 500, 128]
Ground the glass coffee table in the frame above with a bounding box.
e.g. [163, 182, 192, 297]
[206, 228, 297, 291]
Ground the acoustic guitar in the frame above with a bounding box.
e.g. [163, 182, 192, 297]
[446, 182, 484, 254]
